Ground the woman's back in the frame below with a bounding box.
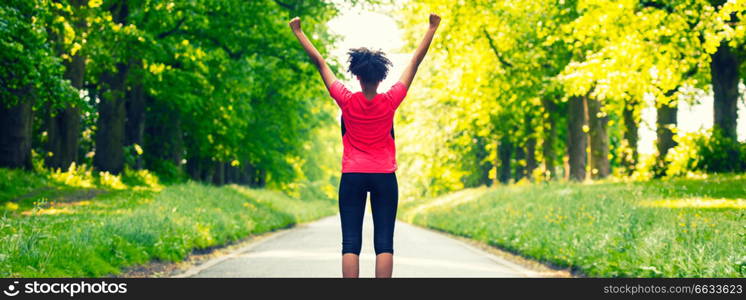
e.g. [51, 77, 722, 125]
[330, 80, 408, 173]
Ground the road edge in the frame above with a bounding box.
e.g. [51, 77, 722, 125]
[111, 215, 337, 278]
[399, 219, 578, 278]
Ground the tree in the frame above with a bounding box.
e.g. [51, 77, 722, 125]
[567, 95, 588, 181]
[1, 0, 77, 169]
[44, 0, 89, 170]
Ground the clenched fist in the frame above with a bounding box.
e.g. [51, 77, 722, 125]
[429, 13, 441, 29]
[289, 17, 301, 32]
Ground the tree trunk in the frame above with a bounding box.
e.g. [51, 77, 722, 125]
[186, 156, 201, 181]
[226, 165, 239, 184]
[93, 2, 129, 174]
[45, 106, 82, 170]
[524, 113, 537, 179]
[655, 98, 678, 177]
[515, 145, 525, 181]
[45, 0, 86, 170]
[255, 168, 267, 187]
[191, 157, 214, 183]
[0, 94, 34, 169]
[710, 42, 739, 140]
[94, 63, 129, 174]
[587, 96, 610, 179]
[46, 53, 84, 170]
[240, 163, 255, 185]
[567, 95, 587, 181]
[541, 98, 558, 179]
[125, 83, 146, 169]
[622, 98, 639, 174]
[498, 135, 512, 184]
[143, 98, 183, 168]
[212, 162, 225, 185]
[525, 138, 537, 178]
[474, 135, 492, 187]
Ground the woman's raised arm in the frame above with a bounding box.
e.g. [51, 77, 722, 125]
[289, 17, 338, 91]
[399, 13, 440, 89]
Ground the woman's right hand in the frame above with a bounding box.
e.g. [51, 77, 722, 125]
[429, 13, 441, 29]
[289, 17, 302, 32]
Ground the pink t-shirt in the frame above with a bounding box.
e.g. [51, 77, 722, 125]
[329, 80, 408, 173]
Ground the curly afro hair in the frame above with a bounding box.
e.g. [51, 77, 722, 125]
[346, 47, 393, 84]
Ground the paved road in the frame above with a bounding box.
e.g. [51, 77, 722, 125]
[175, 210, 541, 278]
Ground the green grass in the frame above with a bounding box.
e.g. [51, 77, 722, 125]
[399, 174, 746, 277]
[0, 168, 337, 277]
[0, 168, 69, 207]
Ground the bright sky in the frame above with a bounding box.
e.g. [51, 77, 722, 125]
[639, 90, 746, 154]
[326, 3, 746, 155]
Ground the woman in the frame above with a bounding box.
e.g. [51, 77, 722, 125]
[289, 13, 440, 278]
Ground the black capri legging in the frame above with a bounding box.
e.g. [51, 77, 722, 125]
[338, 172, 398, 255]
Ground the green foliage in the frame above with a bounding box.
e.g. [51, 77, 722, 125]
[664, 128, 746, 177]
[694, 128, 746, 173]
[0, 0, 78, 109]
[122, 144, 142, 170]
[121, 167, 162, 189]
[395, 0, 746, 197]
[0, 164, 162, 212]
[123, 0, 344, 186]
[1, 0, 357, 192]
[400, 174, 746, 277]
[658, 131, 701, 178]
[143, 159, 187, 185]
[0, 168, 54, 204]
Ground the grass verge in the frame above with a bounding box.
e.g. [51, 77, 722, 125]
[0, 168, 336, 277]
[399, 174, 746, 277]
